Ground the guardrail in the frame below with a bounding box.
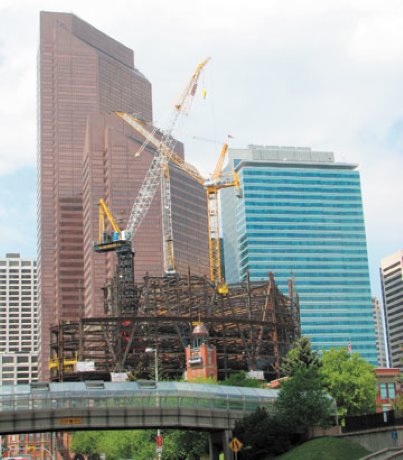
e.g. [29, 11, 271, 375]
[0, 381, 279, 435]
[0, 381, 278, 414]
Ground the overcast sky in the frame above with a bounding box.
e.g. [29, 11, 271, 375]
[0, 0, 402, 297]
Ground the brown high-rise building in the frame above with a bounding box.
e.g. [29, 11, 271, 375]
[82, 113, 209, 317]
[38, 12, 209, 378]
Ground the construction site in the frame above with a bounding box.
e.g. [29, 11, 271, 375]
[49, 270, 300, 382]
[48, 58, 301, 383]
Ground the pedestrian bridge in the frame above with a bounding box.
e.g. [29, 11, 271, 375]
[0, 380, 278, 435]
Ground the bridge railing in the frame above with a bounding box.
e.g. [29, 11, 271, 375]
[0, 389, 275, 414]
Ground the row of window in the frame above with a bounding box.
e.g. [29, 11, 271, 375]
[245, 248, 368, 255]
[1, 356, 37, 363]
[242, 201, 364, 209]
[241, 239, 367, 247]
[243, 255, 369, 263]
[243, 176, 361, 187]
[246, 224, 365, 232]
[244, 185, 361, 194]
[244, 193, 362, 202]
[308, 335, 376, 343]
[245, 208, 364, 216]
[245, 216, 365, 225]
[241, 169, 359, 179]
[302, 321, 374, 326]
[246, 231, 366, 239]
[301, 312, 374, 318]
[245, 264, 370, 272]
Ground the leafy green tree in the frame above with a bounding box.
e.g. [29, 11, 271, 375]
[220, 371, 263, 388]
[72, 429, 208, 460]
[71, 431, 102, 456]
[276, 367, 333, 433]
[281, 336, 321, 377]
[320, 348, 376, 416]
[234, 408, 293, 459]
[394, 393, 403, 412]
[72, 430, 155, 460]
[162, 430, 209, 459]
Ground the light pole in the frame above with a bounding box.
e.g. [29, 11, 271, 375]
[145, 345, 161, 459]
[145, 346, 159, 383]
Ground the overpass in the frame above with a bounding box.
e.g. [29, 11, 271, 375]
[0, 380, 278, 459]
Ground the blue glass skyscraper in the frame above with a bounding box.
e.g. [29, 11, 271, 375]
[221, 145, 377, 364]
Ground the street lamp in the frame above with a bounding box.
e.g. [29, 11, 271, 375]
[145, 345, 162, 459]
[145, 346, 159, 383]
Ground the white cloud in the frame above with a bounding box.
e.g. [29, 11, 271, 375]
[0, 0, 402, 295]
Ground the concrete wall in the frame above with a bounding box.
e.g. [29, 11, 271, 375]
[340, 426, 403, 453]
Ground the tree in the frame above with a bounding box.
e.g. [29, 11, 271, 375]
[72, 429, 208, 460]
[281, 336, 321, 377]
[321, 348, 376, 416]
[234, 407, 292, 459]
[276, 367, 333, 433]
[71, 431, 102, 456]
[220, 371, 263, 388]
[162, 430, 209, 460]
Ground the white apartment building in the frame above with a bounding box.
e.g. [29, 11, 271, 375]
[381, 250, 403, 370]
[0, 253, 38, 384]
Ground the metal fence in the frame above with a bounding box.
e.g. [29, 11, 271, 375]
[342, 410, 403, 433]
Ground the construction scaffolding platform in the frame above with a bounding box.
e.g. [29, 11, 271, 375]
[49, 272, 300, 382]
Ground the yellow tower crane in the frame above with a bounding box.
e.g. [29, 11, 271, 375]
[94, 58, 210, 271]
[111, 110, 242, 294]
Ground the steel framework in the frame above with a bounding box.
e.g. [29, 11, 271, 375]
[49, 272, 300, 382]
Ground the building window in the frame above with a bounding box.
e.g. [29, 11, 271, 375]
[379, 382, 396, 400]
[388, 383, 396, 399]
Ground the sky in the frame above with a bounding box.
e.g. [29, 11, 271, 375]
[0, 0, 402, 298]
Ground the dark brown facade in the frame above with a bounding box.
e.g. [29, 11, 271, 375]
[38, 12, 209, 378]
[38, 11, 152, 378]
[82, 113, 209, 318]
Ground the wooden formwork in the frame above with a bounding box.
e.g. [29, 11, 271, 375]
[49, 272, 300, 382]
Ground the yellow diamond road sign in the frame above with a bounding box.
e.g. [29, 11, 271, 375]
[229, 437, 243, 453]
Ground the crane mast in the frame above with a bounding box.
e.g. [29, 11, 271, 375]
[100, 110, 241, 295]
[95, 58, 210, 297]
[125, 58, 209, 245]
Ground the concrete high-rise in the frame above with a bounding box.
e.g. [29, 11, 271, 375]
[221, 145, 377, 364]
[380, 250, 403, 369]
[372, 296, 388, 367]
[0, 253, 38, 384]
[38, 12, 209, 377]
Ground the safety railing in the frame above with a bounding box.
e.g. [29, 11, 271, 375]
[0, 390, 275, 414]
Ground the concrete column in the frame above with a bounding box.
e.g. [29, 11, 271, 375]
[222, 430, 234, 460]
[208, 430, 234, 460]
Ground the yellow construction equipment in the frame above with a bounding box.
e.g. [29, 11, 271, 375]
[48, 352, 78, 373]
[114, 113, 241, 294]
[98, 58, 242, 294]
[95, 58, 210, 276]
[94, 198, 131, 253]
[204, 143, 242, 293]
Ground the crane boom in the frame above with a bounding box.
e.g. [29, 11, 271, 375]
[115, 112, 205, 184]
[120, 114, 240, 285]
[123, 58, 210, 243]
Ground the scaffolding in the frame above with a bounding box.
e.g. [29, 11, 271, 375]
[49, 271, 300, 382]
